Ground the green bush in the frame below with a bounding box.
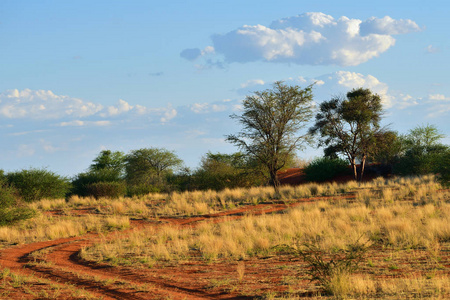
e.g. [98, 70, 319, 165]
[126, 184, 161, 197]
[85, 181, 127, 199]
[394, 145, 449, 177]
[7, 168, 71, 202]
[304, 157, 349, 182]
[0, 180, 17, 208]
[71, 169, 123, 196]
[0, 178, 35, 226]
[0, 207, 36, 226]
[190, 152, 265, 191]
[433, 149, 450, 186]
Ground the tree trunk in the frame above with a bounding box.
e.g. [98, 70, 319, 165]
[269, 168, 281, 198]
[351, 158, 358, 181]
[359, 155, 366, 182]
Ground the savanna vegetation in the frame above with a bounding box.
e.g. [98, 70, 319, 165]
[0, 85, 449, 299]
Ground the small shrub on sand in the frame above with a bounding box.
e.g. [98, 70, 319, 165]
[274, 238, 369, 296]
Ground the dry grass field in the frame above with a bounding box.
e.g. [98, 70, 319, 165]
[0, 174, 449, 299]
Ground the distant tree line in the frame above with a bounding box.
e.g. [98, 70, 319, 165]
[0, 83, 448, 226]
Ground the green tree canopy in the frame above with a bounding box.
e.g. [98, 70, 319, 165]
[89, 150, 126, 176]
[125, 148, 183, 185]
[395, 124, 448, 177]
[227, 81, 314, 194]
[403, 124, 446, 153]
[310, 88, 383, 181]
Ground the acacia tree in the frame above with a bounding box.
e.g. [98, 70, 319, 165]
[309, 88, 383, 181]
[227, 81, 314, 195]
[396, 124, 448, 176]
[89, 150, 126, 176]
[125, 148, 183, 185]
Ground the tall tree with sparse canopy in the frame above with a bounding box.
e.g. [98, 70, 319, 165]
[227, 81, 314, 195]
[309, 88, 383, 181]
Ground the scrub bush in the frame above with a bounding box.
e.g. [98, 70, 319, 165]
[7, 168, 71, 202]
[304, 157, 348, 182]
[0, 177, 35, 226]
[71, 168, 123, 197]
[85, 181, 127, 199]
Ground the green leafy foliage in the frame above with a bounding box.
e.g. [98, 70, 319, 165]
[0, 176, 35, 226]
[72, 168, 124, 197]
[0, 207, 36, 226]
[227, 81, 314, 194]
[85, 181, 127, 199]
[310, 88, 384, 181]
[191, 152, 265, 191]
[434, 148, 450, 186]
[0, 178, 17, 208]
[126, 183, 161, 197]
[394, 124, 449, 180]
[125, 148, 183, 187]
[89, 150, 126, 175]
[304, 157, 349, 182]
[6, 168, 71, 202]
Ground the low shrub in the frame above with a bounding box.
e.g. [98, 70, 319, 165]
[85, 181, 127, 199]
[433, 149, 450, 186]
[71, 169, 123, 196]
[274, 238, 369, 296]
[0, 180, 17, 208]
[0, 178, 35, 226]
[127, 183, 161, 197]
[6, 168, 71, 202]
[304, 157, 349, 182]
[0, 207, 36, 226]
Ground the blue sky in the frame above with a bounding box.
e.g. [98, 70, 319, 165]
[0, 0, 449, 176]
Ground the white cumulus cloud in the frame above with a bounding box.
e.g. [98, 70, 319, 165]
[0, 89, 182, 125]
[160, 105, 177, 123]
[0, 89, 103, 119]
[317, 71, 394, 107]
[106, 99, 133, 116]
[185, 12, 420, 66]
[240, 79, 265, 88]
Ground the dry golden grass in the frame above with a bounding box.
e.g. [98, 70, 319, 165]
[78, 174, 450, 299]
[82, 197, 450, 264]
[346, 274, 450, 299]
[1, 174, 449, 299]
[0, 213, 130, 246]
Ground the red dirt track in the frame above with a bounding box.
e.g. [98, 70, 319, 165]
[0, 195, 346, 299]
[0, 170, 448, 299]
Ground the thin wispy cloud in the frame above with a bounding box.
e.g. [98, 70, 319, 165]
[426, 45, 440, 54]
